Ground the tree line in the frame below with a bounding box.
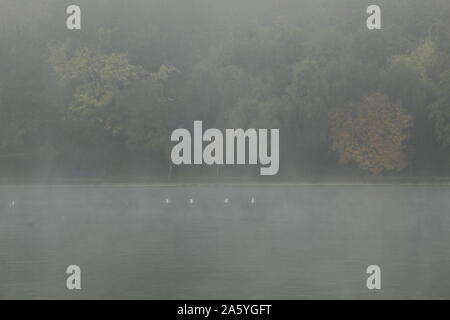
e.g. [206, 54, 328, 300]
[1, 0, 450, 180]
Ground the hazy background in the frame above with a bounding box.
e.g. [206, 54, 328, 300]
[1, 1, 450, 300]
[1, 0, 450, 181]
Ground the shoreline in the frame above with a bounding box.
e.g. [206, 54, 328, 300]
[1, 178, 450, 187]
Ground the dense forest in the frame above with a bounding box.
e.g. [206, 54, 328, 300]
[1, 0, 450, 180]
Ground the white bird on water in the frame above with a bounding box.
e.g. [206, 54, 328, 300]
[250, 197, 255, 205]
[224, 198, 229, 204]
[165, 198, 171, 205]
[9, 200, 15, 208]
[189, 199, 194, 204]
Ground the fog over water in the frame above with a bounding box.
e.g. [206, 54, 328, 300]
[0, 184, 449, 299]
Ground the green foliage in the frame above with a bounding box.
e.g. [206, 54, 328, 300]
[121, 65, 177, 157]
[46, 41, 177, 171]
[429, 68, 450, 147]
[3, 0, 450, 177]
[50, 44, 144, 134]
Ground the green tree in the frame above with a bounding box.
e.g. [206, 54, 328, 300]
[49, 44, 145, 135]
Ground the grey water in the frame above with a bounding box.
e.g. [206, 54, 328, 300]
[0, 184, 449, 299]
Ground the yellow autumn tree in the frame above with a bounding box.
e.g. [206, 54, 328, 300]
[329, 94, 412, 175]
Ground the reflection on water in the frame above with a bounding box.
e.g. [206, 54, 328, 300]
[0, 184, 449, 299]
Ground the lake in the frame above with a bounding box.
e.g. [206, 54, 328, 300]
[0, 184, 449, 299]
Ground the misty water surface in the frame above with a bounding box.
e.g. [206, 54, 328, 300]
[0, 184, 449, 299]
